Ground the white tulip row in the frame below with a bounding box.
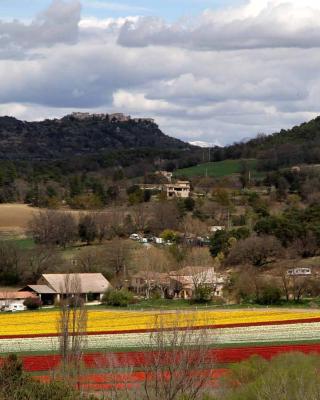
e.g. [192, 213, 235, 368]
[1, 322, 320, 353]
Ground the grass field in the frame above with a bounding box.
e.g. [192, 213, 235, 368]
[174, 159, 259, 178]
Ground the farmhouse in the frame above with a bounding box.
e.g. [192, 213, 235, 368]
[164, 181, 191, 198]
[139, 179, 191, 198]
[169, 266, 225, 299]
[21, 273, 111, 305]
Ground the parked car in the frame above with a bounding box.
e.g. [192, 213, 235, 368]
[130, 233, 141, 241]
[3, 303, 26, 312]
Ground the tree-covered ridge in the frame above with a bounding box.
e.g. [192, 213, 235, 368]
[0, 114, 191, 161]
[212, 116, 320, 171]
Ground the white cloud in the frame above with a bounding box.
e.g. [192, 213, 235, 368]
[113, 90, 179, 113]
[118, 0, 320, 50]
[0, 0, 81, 56]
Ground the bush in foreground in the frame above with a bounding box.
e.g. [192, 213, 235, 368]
[102, 289, 134, 307]
[222, 352, 320, 400]
[0, 354, 96, 400]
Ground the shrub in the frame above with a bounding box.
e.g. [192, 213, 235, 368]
[23, 297, 42, 310]
[102, 289, 134, 307]
[192, 285, 213, 304]
[184, 197, 195, 211]
[161, 229, 177, 242]
[257, 285, 282, 305]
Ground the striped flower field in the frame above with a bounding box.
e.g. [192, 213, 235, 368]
[1, 308, 320, 391]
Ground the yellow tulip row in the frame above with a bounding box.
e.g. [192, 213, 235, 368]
[0, 309, 318, 337]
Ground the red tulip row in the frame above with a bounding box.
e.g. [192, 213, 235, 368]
[8, 342, 320, 373]
[36, 369, 228, 384]
[34, 368, 228, 392]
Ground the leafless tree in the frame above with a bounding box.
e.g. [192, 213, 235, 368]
[151, 201, 180, 233]
[93, 313, 216, 400]
[104, 239, 133, 286]
[227, 235, 283, 267]
[22, 246, 63, 282]
[57, 274, 87, 388]
[180, 215, 208, 238]
[292, 231, 319, 258]
[29, 210, 78, 248]
[278, 267, 317, 302]
[93, 212, 110, 243]
[142, 313, 215, 400]
[130, 203, 151, 233]
[132, 247, 172, 298]
[291, 275, 313, 302]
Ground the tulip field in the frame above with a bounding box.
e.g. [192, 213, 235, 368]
[1, 308, 320, 392]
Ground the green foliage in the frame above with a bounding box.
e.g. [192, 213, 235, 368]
[257, 285, 281, 305]
[161, 229, 178, 242]
[192, 284, 213, 303]
[247, 191, 269, 217]
[209, 227, 250, 258]
[102, 289, 134, 307]
[254, 203, 320, 250]
[209, 230, 230, 257]
[224, 353, 320, 400]
[23, 297, 42, 310]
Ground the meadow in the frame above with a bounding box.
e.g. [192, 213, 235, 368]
[174, 159, 259, 178]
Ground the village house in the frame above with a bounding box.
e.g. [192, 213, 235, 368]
[169, 266, 225, 299]
[164, 181, 191, 198]
[139, 179, 191, 199]
[21, 273, 111, 305]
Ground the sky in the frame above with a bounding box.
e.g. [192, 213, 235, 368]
[0, 0, 320, 146]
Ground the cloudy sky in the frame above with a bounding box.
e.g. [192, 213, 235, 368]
[0, 0, 320, 146]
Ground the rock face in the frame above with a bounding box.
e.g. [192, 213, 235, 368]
[0, 113, 190, 161]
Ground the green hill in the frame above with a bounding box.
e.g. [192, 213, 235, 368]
[211, 116, 320, 171]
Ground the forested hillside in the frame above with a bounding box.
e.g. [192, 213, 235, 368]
[0, 113, 190, 161]
[212, 116, 320, 171]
